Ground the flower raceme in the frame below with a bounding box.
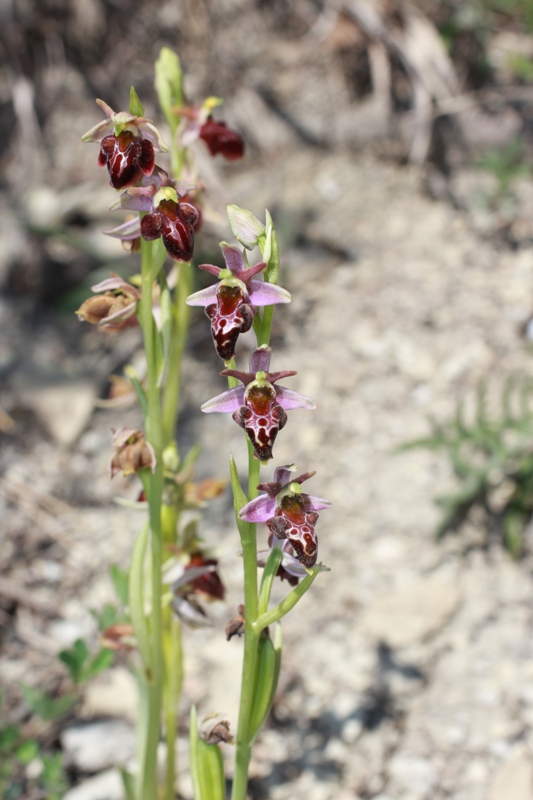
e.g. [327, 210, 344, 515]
[186, 244, 291, 360]
[82, 99, 167, 189]
[240, 465, 331, 568]
[201, 346, 315, 461]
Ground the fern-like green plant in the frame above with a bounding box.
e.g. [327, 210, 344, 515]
[400, 377, 533, 557]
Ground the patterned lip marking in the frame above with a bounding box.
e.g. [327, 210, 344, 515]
[232, 383, 287, 461]
[205, 284, 255, 361]
[98, 131, 154, 189]
[266, 493, 319, 568]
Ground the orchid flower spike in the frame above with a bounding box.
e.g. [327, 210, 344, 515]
[201, 346, 315, 462]
[187, 243, 291, 361]
[240, 465, 331, 568]
[82, 98, 167, 190]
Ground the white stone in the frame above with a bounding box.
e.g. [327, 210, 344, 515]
[81, 668, 138, 723]
[63, 769, 123, 800]
[389, 755, 438, 794]
[489, 750, 533, 800]
[61, 720, 136, 772]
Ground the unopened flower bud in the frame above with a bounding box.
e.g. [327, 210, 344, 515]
[226, 205, 265, 250]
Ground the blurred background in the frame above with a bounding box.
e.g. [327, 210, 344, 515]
[3, 0, 533, 798]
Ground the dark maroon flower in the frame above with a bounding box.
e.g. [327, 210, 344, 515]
[98, 131, 155, 190]
[180, 194, 203, 233]
[140, 197, 198, 262]
[199, 117, 244, 160]
[82, 99, 167, 190]
[185, 553, 225, 601]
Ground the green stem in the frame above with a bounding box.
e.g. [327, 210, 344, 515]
[139, 237, 165, 800]
[254, 564, 321, 632]
[231, 444, 262, 800]
[163, 615, 183, 800]
[162, 262, 192, 447]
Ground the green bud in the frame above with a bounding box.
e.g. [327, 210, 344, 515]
[248, 626, 282, 743]
[155, 47, 183, 134]
[227, 204, 265, 250]
[129, 86, 145, 117]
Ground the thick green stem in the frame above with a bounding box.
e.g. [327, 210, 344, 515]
[231, 444, 262, 800]
[163, 615, 183, 800]
[139, 237, 165, 800]
[162, 263, 192, 447]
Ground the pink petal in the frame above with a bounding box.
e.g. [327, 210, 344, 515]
[239, 494, 276, 523]
[101, 302, 138, 325]
[273, 465, 298, 487]
[102, 217, 141, 240]
[235, 261, 266, 282]
[303, 495, 332, 512]
[198, 263, 222, 278]
[95, 98, 115, 118]
[249, 346, 271, 374]
[186, 285, 218, 307]
[81, 118, 114, 143]
[275, 386, 316, 411]
[201, 386, 245, 413]
[91, 274, 139, 297]
[220, 244, 245, 274]
[248, 281, 291, 306]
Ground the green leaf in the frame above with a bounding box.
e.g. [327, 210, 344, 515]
[155, 47, 183, 133]
[20, 685, 76, 722]
[92, 602, 120, 631]
[59, 639, 89, 683]
[255, 564, 322, 630]
[120, 767, 137, 800]
[110, 564, 130, 607]
[229, 453, 249, 540]
[129, 524, 151, 672]
[40, 752, 67, 799]
[0, 724, 20, 754]
[129, 85, 145, 117]
[84, 648, 115, 681]
[15, 739, 39, 764]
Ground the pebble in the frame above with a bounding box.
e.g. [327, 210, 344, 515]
[62, 769, 123, 800]
[61, 720, 136, 773]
